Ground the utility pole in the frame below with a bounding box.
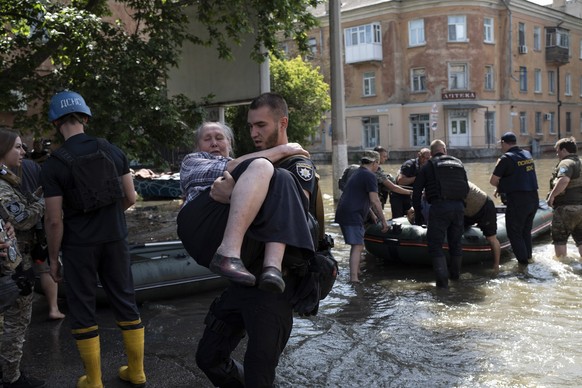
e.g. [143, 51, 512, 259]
[329, 0, 348, 202]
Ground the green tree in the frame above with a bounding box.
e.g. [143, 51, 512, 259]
[0, 0, 319, 166]
[229, 54, 330, 156]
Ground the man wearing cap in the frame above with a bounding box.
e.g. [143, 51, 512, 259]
[547, 136, 582, 258]
[335, 150, 389, 282]
[490, 131, 539, 266]
[41, 91, 146, 388]
[412, 140, 469, 288]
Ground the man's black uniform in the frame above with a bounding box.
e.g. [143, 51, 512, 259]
[412, 153, 469, 288]
[391, 157, 421, 217]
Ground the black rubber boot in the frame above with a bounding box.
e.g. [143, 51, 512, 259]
[449, 256, 462, 281]
[432, 256, 449, 288]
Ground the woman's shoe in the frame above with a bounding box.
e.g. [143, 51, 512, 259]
[209, 253, 256, 286]
[259, 266, 285, 293]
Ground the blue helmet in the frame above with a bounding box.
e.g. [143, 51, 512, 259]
[48, 91, 92, 122]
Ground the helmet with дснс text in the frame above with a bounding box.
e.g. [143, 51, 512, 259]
[48, 91, 92, 122]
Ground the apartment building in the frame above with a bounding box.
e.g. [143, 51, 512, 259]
[286, 0, 582, 157]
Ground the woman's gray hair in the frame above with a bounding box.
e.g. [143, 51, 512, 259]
[194, 122, 235, 157]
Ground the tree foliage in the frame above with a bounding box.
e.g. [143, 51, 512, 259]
[228, 54, 331, 156]
[0, 0, 320, 166]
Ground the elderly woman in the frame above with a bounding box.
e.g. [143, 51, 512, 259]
[0, 128, 46, 388]
[177, 122, 315, 293]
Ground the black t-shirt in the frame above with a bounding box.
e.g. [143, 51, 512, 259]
[41, 133, 130, 245]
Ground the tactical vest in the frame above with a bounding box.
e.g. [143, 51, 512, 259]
[551, 154, 582, 206]
[498, 149, 538, 193]
[427, 155, 469, 202]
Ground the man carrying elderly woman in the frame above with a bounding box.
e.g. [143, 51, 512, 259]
[177, 121, 315, 293]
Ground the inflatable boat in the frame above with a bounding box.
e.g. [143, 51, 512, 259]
[364, 201, 553, 266]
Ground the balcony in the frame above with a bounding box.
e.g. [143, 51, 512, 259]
[545, 46, 569, 66]
[345, 43, 383, 64]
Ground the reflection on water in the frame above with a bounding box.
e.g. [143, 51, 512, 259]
[277, 156, 582, 387]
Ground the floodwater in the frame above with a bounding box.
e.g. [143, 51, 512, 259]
[23, 156, 582, 387]
[277, 156, 582, 387]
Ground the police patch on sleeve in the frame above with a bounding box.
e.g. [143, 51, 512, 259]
[5, 201, 27, 223]
[559, 166, 568, 176]
[296, 162, 314, 182]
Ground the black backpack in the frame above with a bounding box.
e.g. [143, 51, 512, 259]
[52, 138, 124, 212]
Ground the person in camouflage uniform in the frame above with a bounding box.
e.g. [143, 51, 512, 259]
[0, 128, 46, 388]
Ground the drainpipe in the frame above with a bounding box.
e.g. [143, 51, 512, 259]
[501, 0, 520, 83]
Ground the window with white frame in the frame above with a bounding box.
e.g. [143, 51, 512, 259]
[409, 19, 425, 46]
[484, 17, 494, 43]
[363, 72, 376, 96]
[548, 70, 556, 94]
[535, 112, 542, 134]
[484, 66, 494, 90]
[448, 63, 468, 90]
[345, 23, 381, 46]
[566, 112, 572, 132]
[549, 111, 556, 134]
[308, 37, 317, 56]
[519, 67, 527, 92]
[448, 16, 467, 42]
[411, 68, 426, 92]
[518, 22, 526, 46]
[534, 69, 542, 93]
[519, 112, 527, 134]
[565, 73, 572, 95]
[534, 27, 541, 51]
[362, 116, 380, 148]
[546, 27, 569, 48]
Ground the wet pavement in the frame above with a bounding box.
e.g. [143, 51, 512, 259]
[20, 288, 237, 388]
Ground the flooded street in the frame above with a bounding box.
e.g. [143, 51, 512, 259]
[23, 156, 582, 387]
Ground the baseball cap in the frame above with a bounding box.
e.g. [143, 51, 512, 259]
[499, 131, 517, 143]
[361, 150, 380, 163]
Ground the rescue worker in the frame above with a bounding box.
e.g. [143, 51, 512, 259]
[0, 128, 46, 388]
[412, 139, 469, 288]
[547, 136, 582, 258]
[41, 91, 145, 388]
[391, 147, 431, 218]
[490, 131, 539, 266]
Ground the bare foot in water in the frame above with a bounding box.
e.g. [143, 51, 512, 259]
[48, 310, 65, 320]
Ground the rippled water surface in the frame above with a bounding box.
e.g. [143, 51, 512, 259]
[277, 157, 582, 387]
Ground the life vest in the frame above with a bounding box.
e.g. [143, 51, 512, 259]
[498, 149, 538, 193]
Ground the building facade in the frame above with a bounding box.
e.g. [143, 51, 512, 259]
[285, 0, 582, 158]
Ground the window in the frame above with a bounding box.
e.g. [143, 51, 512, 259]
[549, 111, 556, 134]
[308, 37, 317, 56]
[566, 112, 572, 132]
[411, 68, 426, 92]
[409, 19, 425, 46]
[519, 112, 527, 135]
[410, 114, 430, 147]
[534, 69, 542, 93]
[534, 27, 541, 51]
[362, 116, 380, 148]
[548, 70, 556, 94]
[546, 27, 569, 49]
[565, 73, 572, 95]
[363, 72, 376, 96]
[484, 66, 494, 90]
[484, 17, 494, 43]
[518, 22, 526, 47]
[448, 16, 467, 42]
[345, 24, 381, 46]
[519, 67, 527, 92]
[448, 63, 467, 90]
[535, 112, 542, 134]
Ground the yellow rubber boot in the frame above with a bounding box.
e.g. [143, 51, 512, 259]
[118, 324, 146, 387]
[75, 336, 103, 388]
